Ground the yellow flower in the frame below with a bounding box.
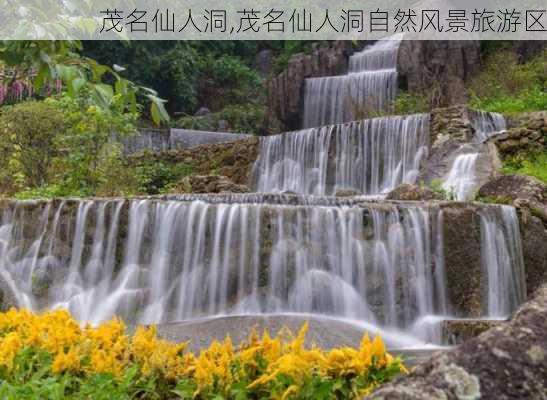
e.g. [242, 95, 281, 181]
[0, 332, 22, 370]
[51, 347, 81, 374]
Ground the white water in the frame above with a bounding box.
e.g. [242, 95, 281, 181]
[471, 110, 507, 143]
[0, 197, 527, 345]
[0, 199, 445, 342]
[253, 114, 429, 196]
[480, 205, 526, 318]
[302, 36, 402, 128]
[442, 153, 480, 201]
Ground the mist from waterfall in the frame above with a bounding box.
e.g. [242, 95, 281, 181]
[302, 36, 402, 128]
[252, 114, 429, 196]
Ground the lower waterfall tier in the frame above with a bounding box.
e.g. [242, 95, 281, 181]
[0, 197, 526, 346]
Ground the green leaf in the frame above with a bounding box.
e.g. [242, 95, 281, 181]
[148, 94, 169, 126]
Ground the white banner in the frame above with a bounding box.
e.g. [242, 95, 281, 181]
[0, 0, 546, 40]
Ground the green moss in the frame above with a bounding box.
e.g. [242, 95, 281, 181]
[476, 195, 513, 205]
[502, 150, 547, 183]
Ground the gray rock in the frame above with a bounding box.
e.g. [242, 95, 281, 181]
[366, 284, 547, 400]
[397, 41, 481, 108]
[334, 188, 363, 197]
[267, 41, 354, 131]
[386, 184, 442, 201]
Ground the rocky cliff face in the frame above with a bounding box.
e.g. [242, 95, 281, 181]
[397, 41, 481, 107]
[266, 41, 354, 131]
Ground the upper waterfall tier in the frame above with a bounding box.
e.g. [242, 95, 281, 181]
[0, 198, 526, 345]
[302, 37, 402, 128]
[252, 114, 429, 196]
[470, 110, 507, 143]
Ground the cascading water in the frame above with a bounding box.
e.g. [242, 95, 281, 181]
[479, 205, 526, 318]
[302, 36, 402, 128]
[0, 199, 442, 340]
[252, 114, 429, 196]
[442, 153, 480, 201]
[0, 197, 527, 346]
[471, 110, 507, 143]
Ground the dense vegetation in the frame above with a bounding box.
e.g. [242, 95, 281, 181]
[469, 46, 546, 114]
[0, 309, 405, 400]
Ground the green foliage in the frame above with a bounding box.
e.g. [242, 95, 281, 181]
[392, 92, 429, 115]
[0, 101, 65, 192]
[134, 158, 194, 195]
[0, 40, 169, 125]
[476, 195, 514, 205]
[173, 104, 267, 134]
[469, 50, 546, 114]
[0, 93, 139, 198]
[502, 150, 547, 183]
[428, 179, 457, 201]
[83, 42, 262, 118]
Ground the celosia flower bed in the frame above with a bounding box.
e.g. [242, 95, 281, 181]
[0, 309, 406, 399]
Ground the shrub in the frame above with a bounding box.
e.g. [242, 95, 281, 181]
[0, 101, 66, 193]
[392, 92, 429, 115]
[468, 50, 546, 114]
[0, 309, 406, 400]
[173, 104, 267, 135]
[134, 158, 194, 195]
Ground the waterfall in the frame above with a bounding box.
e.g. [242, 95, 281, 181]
[0, 197, 528, 345]
[252, 114, 429, 196]
[480, 205, 526, 318]
[0, 199, 443, 340]
[471, 110, 507, 143]
[302, 36, 402, 128]
[442, 153, 480, 201]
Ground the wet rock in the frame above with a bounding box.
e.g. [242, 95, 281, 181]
[520, 212, 547, 297]
[366, 284, 547, 400]
[440, 204, 482, 317]
[441, 319, 504, 346]
[478, 175, 547, 224]
[386, 184, 442, 201]
[334, 189, 363, 197]
[0, 278, 17, 311]
[172, 175, 251, 194]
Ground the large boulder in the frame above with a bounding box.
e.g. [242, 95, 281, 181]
[386, 184, 442, 201]
[366, 284, 547, 399]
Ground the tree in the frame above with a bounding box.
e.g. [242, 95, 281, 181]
[0, 40, 169, 125]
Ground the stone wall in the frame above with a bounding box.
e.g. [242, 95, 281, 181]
[490, 111, 546, 155]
